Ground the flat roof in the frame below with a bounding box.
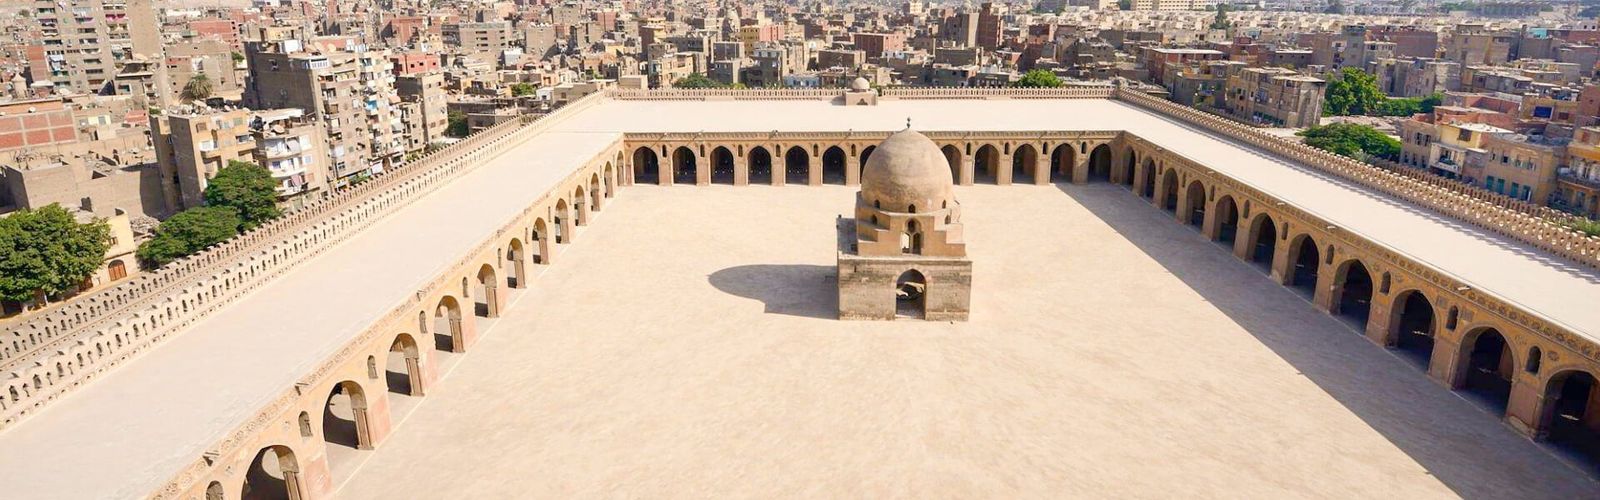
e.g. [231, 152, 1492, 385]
[1, 94, 1596, 498]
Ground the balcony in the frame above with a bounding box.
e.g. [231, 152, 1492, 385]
[259, 141, 306, 159]
[268, 161, 308, 179]
[1558, 170, 1600, 190]
[1429, 156, 1461, 175]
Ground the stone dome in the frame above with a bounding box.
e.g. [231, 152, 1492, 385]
[861, 128, 954, 212]
[850, 77, 871, 91]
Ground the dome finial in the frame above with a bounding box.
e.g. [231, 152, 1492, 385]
[905, 117, 912, 129]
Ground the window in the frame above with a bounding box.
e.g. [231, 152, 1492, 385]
[1457, 129, 1472, 141]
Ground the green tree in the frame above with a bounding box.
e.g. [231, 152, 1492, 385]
[1325, 0, 1346, 14]
[136, 207, 241, 266]
[510, 82, 536, 96]
[1322, 67, 1385, 116]
[1297, 123, 1401, 161]
[231, 51, 245, 64]
[446, 111, 469, 138]
[1210, 4, 1231, 30]
[0, 204, 110, 303]
[1118, 0, 1132, 9]
[182, 74, 213, 102]
[1568, 218, 1600, 237]
[673, 73, 724, 89]
[204, 160, 281, 229]
[1013, 69, 1063, 88]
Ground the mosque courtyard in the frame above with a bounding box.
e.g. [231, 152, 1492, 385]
[333, 184, 1594, 498]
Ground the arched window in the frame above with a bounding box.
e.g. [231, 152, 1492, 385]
[903, 220, 923, 255]
[1379, 272, 1391, 294]
[1446, 306, 1459, 330]
[1526, 346, 1542, 374]
[367, 356, 379, 379]
[298, 411, 313, 438]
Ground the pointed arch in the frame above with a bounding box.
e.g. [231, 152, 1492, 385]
[974, 144, 1001, 184]
[531, 218, 549, 264]
[748, 146, 774, 185]
[433, 296, 466, 353]
[603, 162, 615, 197]
[1537, 368, 1599, 468]
[1246, 213, 1277, 266]
[1158, 168, 1179, 212]
[1012, 143, 1039, 184]
[573, 186, 589, 226]
[1389, 289, 1436, 369]
[1286, 234, 1320, 296]
[671, 146, 698, 185]
[1457, 327, 1513, 413]
[1211, 195, 1239, 245]
[386, 333, 424, 397]
[554, 199, 570, 244]
[632, 146, 660, 185]
[822, 146, 847, 185]
[894, 269, 928, 320]
[710, 146, 736, 184]
[1182, 180, 1206, 227]
[1050, 144, 1077, 183]
[505, 238, 526, 288]
[474, 264, 500, 318]
[941, 144, 963, 185]
[784, 146, 809, 185]
[1331, 259, 1373, 329]
[243, 445, 303, 500]
[322, 380, 373, 454]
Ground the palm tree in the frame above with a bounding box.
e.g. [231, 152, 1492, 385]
[181, 74, 213, 102]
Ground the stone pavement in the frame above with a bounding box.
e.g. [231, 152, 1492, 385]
[336, 184, 1595, 499]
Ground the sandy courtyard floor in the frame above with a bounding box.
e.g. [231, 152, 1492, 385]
[336, 184, 1595, 499]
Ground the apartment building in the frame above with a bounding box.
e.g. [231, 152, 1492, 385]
[1554, 126, 1600, 218]
[1424, 120, 1505, 180]
[1478, 132, 1565, 203]
[444, 22, 513, 56]
[244, 27, 399, 188]
[1218, 67, 1325, 128]
[149, 108, 255, 210]
[395, 71, 448, 150]
[1370, 57, 1460, 98]
[249, 109, 326, 210]
[32, 0, 160, 94]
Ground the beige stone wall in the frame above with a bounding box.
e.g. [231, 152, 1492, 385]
[838, 254, 972, 321]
